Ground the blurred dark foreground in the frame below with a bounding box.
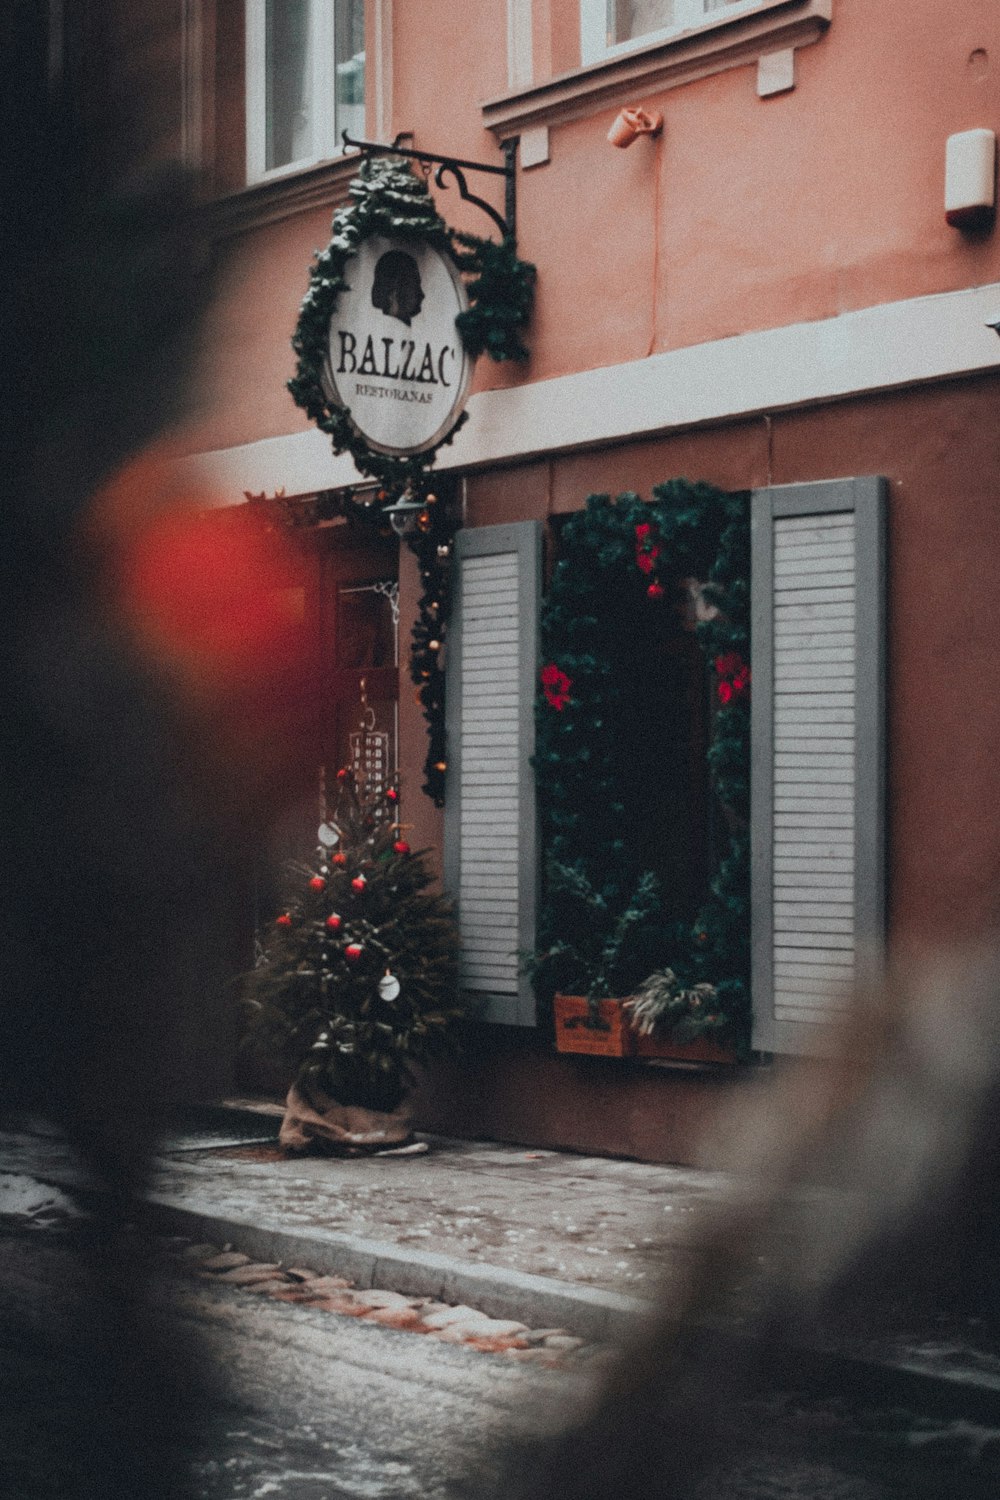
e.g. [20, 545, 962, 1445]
[0, 6, 308, 1496]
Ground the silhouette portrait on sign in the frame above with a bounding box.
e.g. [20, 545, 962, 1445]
[371, 250, 425, 326]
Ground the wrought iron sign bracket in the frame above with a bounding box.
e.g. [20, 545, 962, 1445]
[341, 131, 518, 242]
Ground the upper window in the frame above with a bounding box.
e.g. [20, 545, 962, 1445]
[245, 0, 365, 183]
[581, 0, 761, 64]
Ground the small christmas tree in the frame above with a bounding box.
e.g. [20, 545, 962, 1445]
[243, 739, 462, 1133]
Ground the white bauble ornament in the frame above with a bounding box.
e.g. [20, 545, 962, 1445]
[378, 971, 401, 1002]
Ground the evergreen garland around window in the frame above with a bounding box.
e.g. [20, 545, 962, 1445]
[531, 482, 752, 1052]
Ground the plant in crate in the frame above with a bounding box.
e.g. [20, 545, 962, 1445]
[530, 863, 675, 1056]
[532, 485, 752, 1060]
[242, 758, 463, 1154]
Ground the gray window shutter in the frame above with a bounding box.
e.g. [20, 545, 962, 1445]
[751, 478, 887, 1055]
[444, 521, 541, 1026]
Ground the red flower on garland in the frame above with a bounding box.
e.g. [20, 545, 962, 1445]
[715, 652, 751, 705]
[541, 663, 573, 710]
[634, 521, 660, 576]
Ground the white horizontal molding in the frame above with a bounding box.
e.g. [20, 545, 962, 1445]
[184, 281, 1000, 503]
[483, 0, 830, 139]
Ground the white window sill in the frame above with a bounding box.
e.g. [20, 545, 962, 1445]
[210, 153, 362, 239]
[481, 0, 831, 139]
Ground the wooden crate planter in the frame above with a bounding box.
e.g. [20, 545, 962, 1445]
[553, 994, 637, 1057]
[632, 1028, 737, 1065]
[554, 994, 737, 1064]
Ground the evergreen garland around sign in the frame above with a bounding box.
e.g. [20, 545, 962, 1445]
[288, 155, 536, 493]
[530, 482, 752, 1052]
[287, 155, 535, 805]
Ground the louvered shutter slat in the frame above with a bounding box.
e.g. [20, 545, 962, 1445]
[444, 522, 541, 1026]
[752, 478, 886, 1055]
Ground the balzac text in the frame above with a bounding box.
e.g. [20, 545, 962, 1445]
[337, 331, 455, 388]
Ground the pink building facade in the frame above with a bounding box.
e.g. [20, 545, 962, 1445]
[153, 0, 1000, 1159]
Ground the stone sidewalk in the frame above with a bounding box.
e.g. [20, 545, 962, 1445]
[150, 1100, 731, 1344]
[4, 1102, 1000, 1420]
[160, 1101, 723, 1294]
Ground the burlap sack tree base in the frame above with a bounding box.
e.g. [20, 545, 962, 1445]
[278, 1082, 415, 1157]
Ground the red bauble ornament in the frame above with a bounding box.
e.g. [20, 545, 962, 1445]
[646, 582, 664, 599]
[714, 651, 750, 705]
[325, 913, 342, 931]
[332, 852, 347, 866]
[715, 653, 743, 677]
[276, 913, 292, 929]
[308, 875, 325, 891]
[393, 839, 411, 855]
[386, 787, 399, 802]
[345, 942, 363, 961]
[541, 663, 572, 711]
[351, 874, 367, 892]
[336, 767, 350, 782]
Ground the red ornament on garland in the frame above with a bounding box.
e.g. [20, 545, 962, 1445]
[541, 663, 572, 711]
[715, 652, 743, 677]
[386, 787, 399, 803]
[351, 874, 367, 892]
[325, 913, 342, 931]
[634, 520, 660, 576]
[393, 840, 411, 855]
[714, 651, 751, 704]
[646, 582, 664, 600]
[344, 942, 363, 961]
[308, 875, 325, 891]
[276, 913, 292, 929]
[332, 852, 347, 867]
[336, 767, 350, 782]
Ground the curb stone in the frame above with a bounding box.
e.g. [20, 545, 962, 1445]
[10, 1123, 1000, 1428]
[144, 1196, 1000, 1425]
[143, 1194, 645, 1343]
[170, 1241, 581, 1359]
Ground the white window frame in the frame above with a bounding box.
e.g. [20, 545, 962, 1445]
[581, 0, 767, 65]
[245, 0, 363, 185]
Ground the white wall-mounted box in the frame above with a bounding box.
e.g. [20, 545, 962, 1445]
[945, 128, 996, 231]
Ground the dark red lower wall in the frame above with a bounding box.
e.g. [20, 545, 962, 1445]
[407, 373, 1000, 1164]
[410, 1025, 748, 1165]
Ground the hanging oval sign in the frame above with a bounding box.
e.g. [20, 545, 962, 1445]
[321, 235, 472, 457]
